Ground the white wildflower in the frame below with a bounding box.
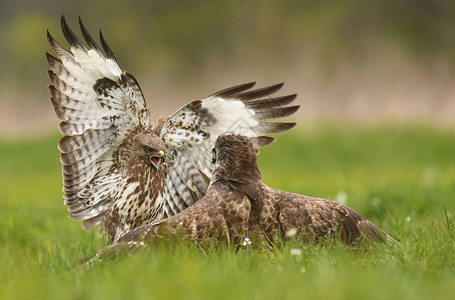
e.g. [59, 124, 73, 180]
[242, 237, 251, 246]
[300, 267, 306, 274]
[406, 216, 411, 222]
[290, 248, 302, 256]
[336, 190, 347, 205]
[285, 228, 297, 237]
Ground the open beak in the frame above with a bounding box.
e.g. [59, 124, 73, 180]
[150, 150, 165, 171]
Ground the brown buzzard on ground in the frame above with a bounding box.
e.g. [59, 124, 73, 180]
[46, 17, 299, 244]
[91, 134, 394, 260]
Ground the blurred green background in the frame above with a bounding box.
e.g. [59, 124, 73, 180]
[1, 0, 455, 136]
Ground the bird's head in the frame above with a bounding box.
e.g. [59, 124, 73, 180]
[213, 134, 263, 183]
[133, 133, 166, 171]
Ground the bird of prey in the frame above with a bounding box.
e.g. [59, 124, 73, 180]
[46, 17, 299, 244]
[91, 134, 393, 260]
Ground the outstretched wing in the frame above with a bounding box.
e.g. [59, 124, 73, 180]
[47, 17, 150, 230]
[275, 192, 393, 244]
[160, 82, 299, 216]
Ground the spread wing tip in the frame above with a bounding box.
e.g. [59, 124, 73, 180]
[61, 15, 84, 49]
[99, 29, 118, 63]
[256, 105, 300, 120]
[250, 136, 275, 148]
[45, 52, 59, 65]
[236, 82, 285, 100]
[209, 82, 257, 98]
[79, 16, 101, 51]
[46, 29, 65, 54]
[258, 122, 297, 134]
[246, 94, 298, 109]
[46, 30, 53, 44]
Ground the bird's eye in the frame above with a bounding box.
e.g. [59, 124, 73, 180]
[144, 145, 154, 152]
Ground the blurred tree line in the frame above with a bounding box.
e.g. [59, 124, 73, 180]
[1, 0, 455, 104]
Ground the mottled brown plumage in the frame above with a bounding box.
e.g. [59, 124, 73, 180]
[91, 134, 394, 260]
[47, 17, 299, 244]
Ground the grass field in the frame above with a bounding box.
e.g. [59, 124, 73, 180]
[1, 124, 454, 300]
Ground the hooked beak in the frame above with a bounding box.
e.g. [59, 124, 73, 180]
[150, 150, 165, 171]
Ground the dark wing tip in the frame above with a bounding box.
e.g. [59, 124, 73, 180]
[246, 94, 298, 110]
[46, 29, 57, 46]
[284, 122, 297, 130]
[46, 69, 55, 79]
[259, 122, 297, 133]
[47, 84, 56, 94]
[45, 51, 55, 62]
[250, 136, 276, 148]
[236, 82, 285, 101]
[45, 51, 63, 66]
[61, 15, 85, 49]
[49, 96, 59, 109]
[99, 29, 119, 63]
[209, 82, 256, 98]
[257, 105, 300, 120]
[46, 29, 52, 41]
[122, 71, 142, 90]
[79, 16, 100, 51]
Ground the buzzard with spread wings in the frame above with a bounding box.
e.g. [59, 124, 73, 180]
[46, 17, 299, 244]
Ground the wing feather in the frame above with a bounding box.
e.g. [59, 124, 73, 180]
[58, 129, 113, 153]
[246, 94, 297, 109]
[275, 191, 391, 244]
[235, 82, 284, 100]
[47, 16, 150, 229]
[160, 83, 299, 217]
[168, 167, 195, 208]
[164, 179, 185, 215]
[78, 17, 102, 51]
[207, 82, 256, 98]
[255, 105, 300, 119]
